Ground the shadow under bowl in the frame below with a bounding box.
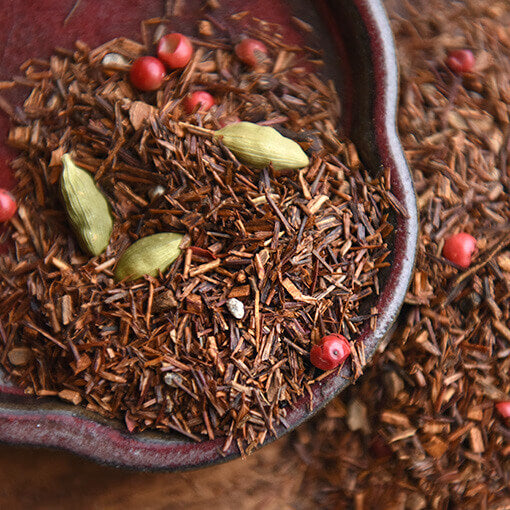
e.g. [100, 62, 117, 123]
[0, 0, 418, 470]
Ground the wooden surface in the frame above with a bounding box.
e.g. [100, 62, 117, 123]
[0, 440, 307, 509]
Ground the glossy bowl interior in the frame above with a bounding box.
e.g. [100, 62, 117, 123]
[0, 0, 418, 469]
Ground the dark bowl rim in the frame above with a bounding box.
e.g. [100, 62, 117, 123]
[0, 0, 418, 470]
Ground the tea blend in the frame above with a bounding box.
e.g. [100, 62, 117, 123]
[0, 13, 397, 449]
[289, 1, 510, 508]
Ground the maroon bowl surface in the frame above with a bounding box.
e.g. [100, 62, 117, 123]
[0, 0, 418, 470]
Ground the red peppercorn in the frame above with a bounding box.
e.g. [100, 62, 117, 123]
[310, 333, 350, 371]
[129, 56, 166, 91]
[446, 49, 475, 74]
[442, 232, 477, 269]
[235, 38, 269, 67]
[495, 401, 510, 419]
[0, 189, 17, 222]
[184, 91, 215, 114]
[157, 33, 193, 69]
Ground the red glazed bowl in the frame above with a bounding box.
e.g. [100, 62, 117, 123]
[0, 0, 418, 469]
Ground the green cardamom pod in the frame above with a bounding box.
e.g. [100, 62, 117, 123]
[114, 233, 184, 282]
[214, 121, 309, 171]
[60, 154, 113, 256]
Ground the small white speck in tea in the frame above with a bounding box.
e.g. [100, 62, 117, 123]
[163, 372, 183, 387]
[226, 298, 245, 319]
[148, 185, 166, 201]
[101, 53, 129, 66]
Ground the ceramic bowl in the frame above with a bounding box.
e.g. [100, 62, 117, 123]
[0, 0, 417, 469]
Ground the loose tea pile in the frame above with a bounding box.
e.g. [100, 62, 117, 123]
[0, 15, 396, 448]
[288, 1, 510, 508]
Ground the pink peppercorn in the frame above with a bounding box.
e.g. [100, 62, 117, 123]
[184, 91, 215, 114]
[442, 232, 477, 268]
[310, 333, 350, 371]
[157, 33, 193, 69]
[446, 49, 475, 74]
[235, 38, 269, 67]
[129, 56, 166, 91]
[495, 401, 510, 419]
[0, 189, 17, 222]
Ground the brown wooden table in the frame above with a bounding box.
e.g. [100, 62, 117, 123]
[0, 440, 306, 509]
